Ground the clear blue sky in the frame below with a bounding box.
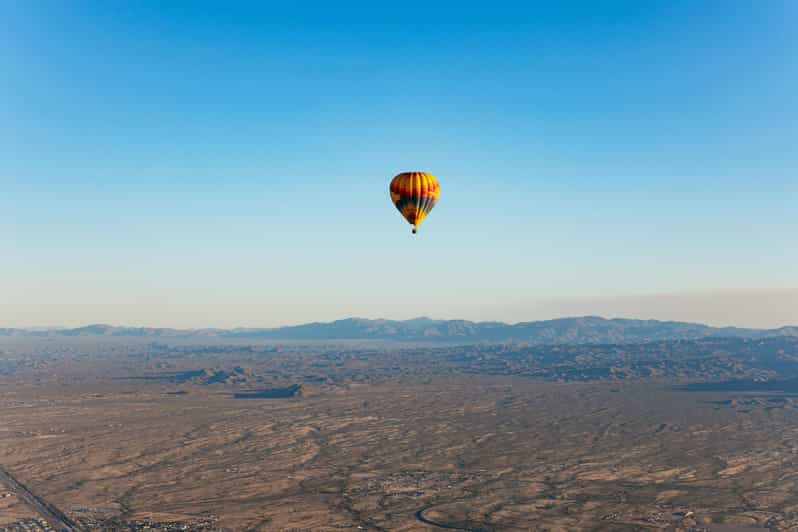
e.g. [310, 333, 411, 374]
[2, 1, 796, 328]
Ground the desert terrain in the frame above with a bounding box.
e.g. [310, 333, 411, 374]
[2, 334, 798, 530]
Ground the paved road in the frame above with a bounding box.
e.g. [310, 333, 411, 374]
[0, 465, 81, 531]
[415, 506, 472, 530]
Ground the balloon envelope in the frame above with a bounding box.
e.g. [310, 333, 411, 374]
[389, 172, 440, 233]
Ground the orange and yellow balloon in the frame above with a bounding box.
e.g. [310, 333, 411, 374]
[389, 171, 440, 234]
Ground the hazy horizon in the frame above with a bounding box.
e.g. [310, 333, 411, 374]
[5, 289, 798, 330]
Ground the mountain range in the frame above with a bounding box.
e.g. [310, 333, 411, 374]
[2, 317, 797, 344]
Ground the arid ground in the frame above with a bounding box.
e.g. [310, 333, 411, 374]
[2, 337, 798, 531]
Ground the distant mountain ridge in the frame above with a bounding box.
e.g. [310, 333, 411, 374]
[2, 317, 797, 345]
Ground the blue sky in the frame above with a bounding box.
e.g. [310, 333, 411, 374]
[2, 1, 796, 328]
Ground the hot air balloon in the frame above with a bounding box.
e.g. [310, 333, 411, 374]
[389, 171, 440, 234]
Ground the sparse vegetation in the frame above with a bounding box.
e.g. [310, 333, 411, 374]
[1, 335, 798, 530]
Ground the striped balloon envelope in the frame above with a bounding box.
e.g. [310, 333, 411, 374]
[389, 172, 440, 234]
